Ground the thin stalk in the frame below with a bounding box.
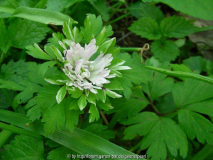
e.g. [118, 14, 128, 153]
[192, 144, 213, 160]
[35, 0, 48, 9]
[0, 130, 13, 148]
[0, 122, 43, 140]
[130, 140, 143, 152]
[150, 101, 161, 116]
[0, 53, 4, 66]
[107, 12, 130, 25]
[120, 47, 142, 52]
[109, 2, 122, 11]
[109, 3, 123, 18]
[100, 111, 109, 126]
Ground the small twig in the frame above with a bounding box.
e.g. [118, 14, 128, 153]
[140, 43, 149, 63]
[100, 111, 109, 126]
[117, 32, 132, 43]
[150, 101, 161, 116]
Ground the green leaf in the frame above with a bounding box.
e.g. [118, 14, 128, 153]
[41, 102, 65, 136]
[0, 109, 137, 158]
[89, 104, 100, 122]
[12, 6, 76, 25]
[145, 66, 213, 85]
[84, 124, 114, 140]
[1, 135, 44, 160]
[47, 146, 72, 160]
[142, 63, 174, 101]
[0, 19, 10, 53]
[183, 56, 207, 74]
[46, 0, 78, 12]
[8, 19, 49, 49]
[129, 2, 164, 24]
[142, 0, 213, 21]
[26, 43, 53, 60]
[65, 98, 82, 132]
[81, 14, 103, 43]
[56, 85, 66, 104]
[160, 16, 199, 38]
[50, 45, 64, 61]
[78, 94, 87, 110]
[109, 90, 149, 122]
[96, 25, 113, 45]
[124, 112, 188, 159]
[0, 89, 16, 109]
[88, 0, 109, 21]
[172, 79, 213, 107]
[63, 20, 83, 43]
[117, 53, 152, 98]
[178, 110, 213, 144]
[123, 112, 158, 140]
[129, 17, 161, 40]
[151, 40, 180, 62]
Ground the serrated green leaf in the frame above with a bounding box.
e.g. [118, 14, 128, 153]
[123, 112, 158, 140]
[12, 6, 76, 25]
[42, 102, 65, 136]
[89, 104, 100, 122]
[142, 63, 174, 101]
[129, 17, 161, 40]
[1, 135, 44, 160]
[109, 91, 149, 122]
[124, 112, 188, 160]
[96, 25, 113, 45]
[8, 19, 49, 49]
[84, 124, 114, 140]
[26, 43, 53, 60]
[117, 53, 152, 98]
[172, 79, 213, 107]
[160, 16, 199, 38]
[178, 110, 213, 144]
[142, 0, 213, 21]
[63, 20, 83, 43]
[81, 14, 103, 43]
[56, 85, 66, 104]
[78, 94, 87, 110]
[129, 2, 164, 24]
[183, 56, 207, 74]
[47, 146, 72, 160]
[151, 40, 180, 62]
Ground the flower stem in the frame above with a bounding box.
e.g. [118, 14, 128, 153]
[130, 140, 142, 152]
[106, 12, 131, 25]
[0, 122, 43, 140]
[100, 111, 109, 126]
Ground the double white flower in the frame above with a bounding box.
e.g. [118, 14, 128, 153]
[58, 38, 130, 94]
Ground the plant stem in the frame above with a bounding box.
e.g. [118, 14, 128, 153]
[192, 144, 213, 160]
[150, 101, 161, 116]
[0, 122, 43, 140]
[100, 111, 109, 126]
[6, 0, 19, 8]
[109, 2, 122, 11]
[0, 130, 13, 148]
[130, 140, 142, 152]
[106, 12, 131, 25]
[120, 47, 142, 52]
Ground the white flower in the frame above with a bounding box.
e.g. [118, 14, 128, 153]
[58, 38, 130, 94]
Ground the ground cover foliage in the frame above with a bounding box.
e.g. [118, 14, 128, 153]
[0, 0, 213, 160]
